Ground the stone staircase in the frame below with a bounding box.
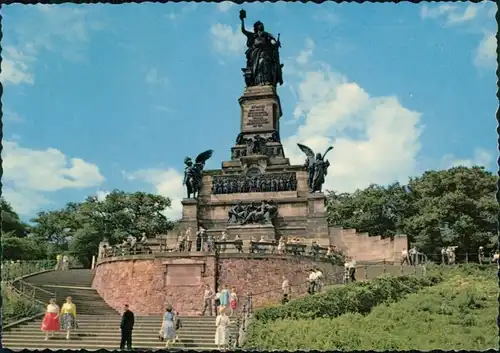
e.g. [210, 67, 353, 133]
[3, 269, 236, 350]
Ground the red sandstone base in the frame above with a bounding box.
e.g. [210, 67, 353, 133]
[92, 253, 342, 315]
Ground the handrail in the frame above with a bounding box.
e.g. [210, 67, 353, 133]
[17, 279, 57, 297]
[98, 244, 346, 265]
[2, 261, 58, 326]
[3, 282, 46, 326]
[2, 260, 57, 283]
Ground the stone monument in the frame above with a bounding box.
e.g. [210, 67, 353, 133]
[179, 10, 332, 248]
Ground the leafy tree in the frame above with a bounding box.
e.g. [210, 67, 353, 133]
[326, 182, 413, 237]
[405, 166, 497, 259]
[31, 190, 175, 268]
[1, 198, 29, 238]
[2, 231, 48, 260]
[326, 166, 497, 260]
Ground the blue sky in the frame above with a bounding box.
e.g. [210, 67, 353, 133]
[2, 2, 497, 221]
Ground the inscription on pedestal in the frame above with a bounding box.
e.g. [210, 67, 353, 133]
[243, 103, 274, 131]
[247, 105, 269, 128]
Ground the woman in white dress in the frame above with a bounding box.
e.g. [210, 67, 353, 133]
[160, 305, 177, 348]
[214, 306, 231, 351]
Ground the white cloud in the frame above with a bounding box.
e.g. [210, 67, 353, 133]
[210, 23, 246, 56]
[124, 168, 184, 220]
[0, 46, 35, 85]
[474, 32, 496, 69]
[217, 2, 235, 12]
[296, 38, 314, 66]
[420, 3, 496, 70]
[4, 109, 25, 123]
[2, 141, 105, 215]
[282, 40, 424, 193]
[442, 148, 494, 169]
[2, 4, 104, 86]
[420, 4, 479, 25]
[2, 188, 52, 216]
[96, 190, 111, 202]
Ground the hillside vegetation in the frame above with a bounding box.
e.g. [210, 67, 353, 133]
[2, 286, 42, 325]
[245, 265, 498, 351]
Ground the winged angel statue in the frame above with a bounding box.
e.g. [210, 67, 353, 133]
[297, 144, 333, 193]
[183, 150, 214, 199]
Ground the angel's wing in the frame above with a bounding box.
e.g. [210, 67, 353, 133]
[195, 149, 214, 165]
[297, 143, 315, 161]
[322, 146, 334, 159]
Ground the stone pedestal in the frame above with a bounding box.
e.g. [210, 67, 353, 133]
[181, 198, 198, 231]
[306, 193, 330, 244]
[239, 85, 282, 133]
[226, 224, 276, 250]
[180, 84, 332, 250]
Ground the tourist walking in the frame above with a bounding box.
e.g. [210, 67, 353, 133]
[174, 311, 182, 342]
[344, 257, 357, 283]
[314, 268, 324, 293]
[61, 255, 70, 271]
[120, 304, 135, 350]
[229, 287, 238, 316]
[281, 276, 290, 304]
[220, 284, 230, 309]
[401, 248, 409, 265]
[160, 305, 177, 348]
[307, 269, 317, 294]
[214, 306, 231, 351]
[60, 296, 77, 340]
[196, 231, 202, 252]
[214, 289, 222, 314]
[55, 254, 62, 271]
[41, 299, 60, 340]
[201, 284, 214, 316]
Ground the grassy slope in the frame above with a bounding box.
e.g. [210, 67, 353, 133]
[247, 265, 498, 351]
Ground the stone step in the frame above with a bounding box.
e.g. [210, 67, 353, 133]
[2, 331, 221, 346]
[22, 315, 231, 321]
[13, 322, 237, 330]
[3, 331, 229, 339]
[4, 342, 221, 350]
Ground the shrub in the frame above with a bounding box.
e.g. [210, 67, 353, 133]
[244, 266, 498, 351]
[2, 287, 42, 325]
[253, 273, 442, 323]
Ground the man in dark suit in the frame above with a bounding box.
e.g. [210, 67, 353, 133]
[120, 304, 135, 350]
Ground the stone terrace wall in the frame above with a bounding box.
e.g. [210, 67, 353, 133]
[330, 226, 408, 263]
[92, 254, 216, 316]
[218, 254, 343, 308]
[92, 253, 342, 315]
